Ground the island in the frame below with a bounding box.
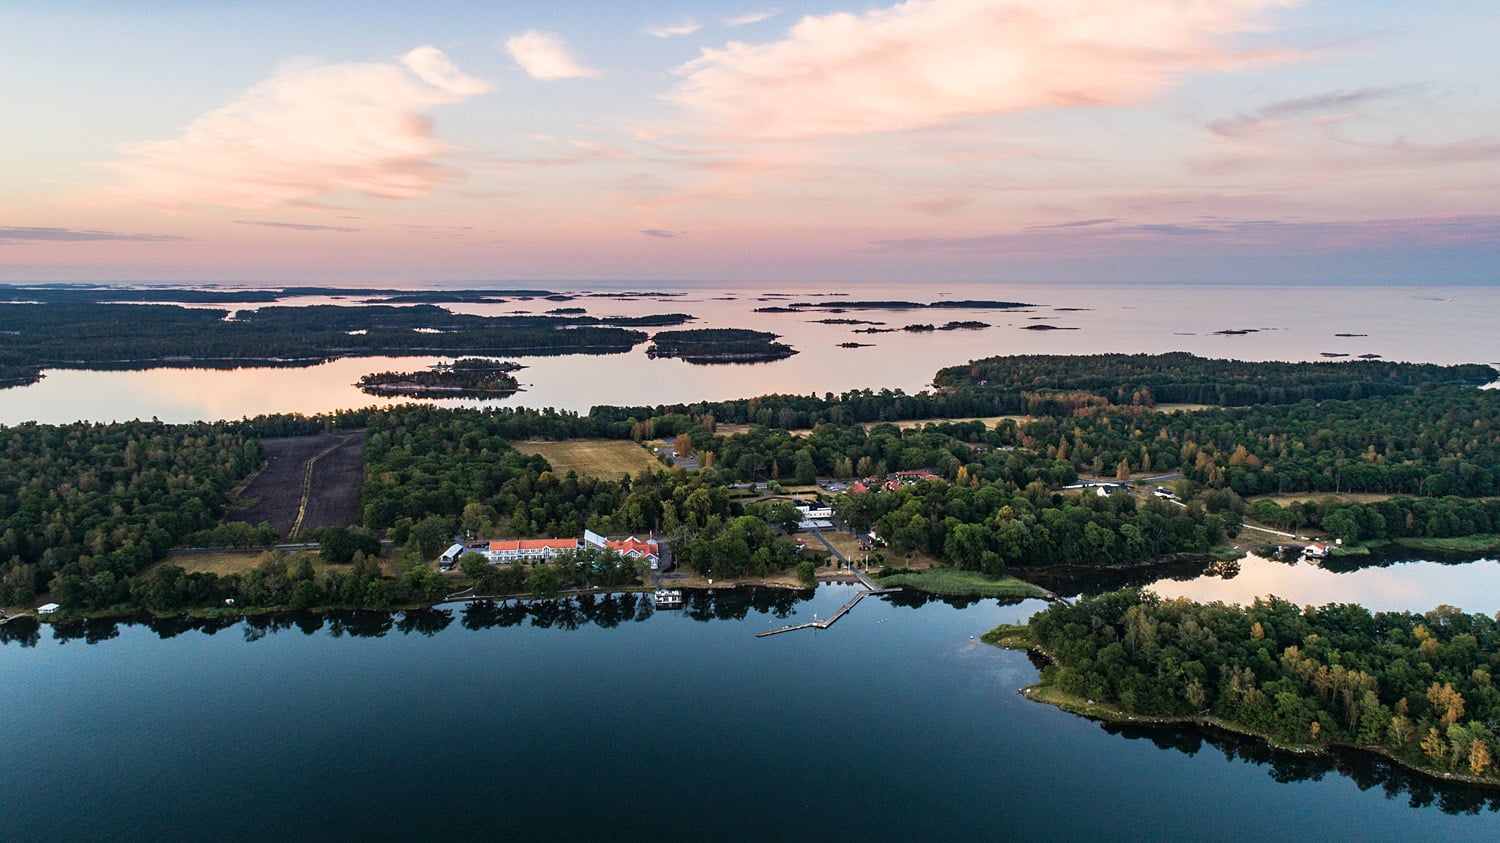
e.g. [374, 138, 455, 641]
[645, 328, 797, 363]
[355, 359, 523, 398]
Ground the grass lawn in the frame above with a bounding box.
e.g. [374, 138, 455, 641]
[874, 567, 1049, 599]
[157, 549, 340, 578]
[512, 439, 663, 478]
[1250, 492, 1396, 507]
[1152, 403, 1216, 413]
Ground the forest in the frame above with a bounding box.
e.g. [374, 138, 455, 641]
[933, 353, 1495, 406]
[0, 420, 261, 607]
[6, 352, 1500, 615]
[1013, 589, 1500, 782]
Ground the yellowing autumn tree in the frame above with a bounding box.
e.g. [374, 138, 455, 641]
[1428, 681, 1466, 727]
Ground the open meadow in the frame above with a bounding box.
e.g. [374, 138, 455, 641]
[512, 439, 663, 478]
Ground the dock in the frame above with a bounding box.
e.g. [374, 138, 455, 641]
[756, 571, 899, 637]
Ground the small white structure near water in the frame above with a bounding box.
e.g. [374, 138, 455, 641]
[439, 543, 466, 569]
[37, 603, 61, 615]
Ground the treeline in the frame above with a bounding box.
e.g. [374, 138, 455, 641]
[0, 420, 261, 607]
[1023, 589, 1500, 781]
[1004, 387, 1500, 498]
[131, 552, 447, 614]
[934, 353, 1495, 406]
[1250, 496, 1500, 545]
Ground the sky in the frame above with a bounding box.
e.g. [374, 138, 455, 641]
[2, 0, 1498, 285]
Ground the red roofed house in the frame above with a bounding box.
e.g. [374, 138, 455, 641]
[603, 536, 660, 565]
[485, 538, 580, 565]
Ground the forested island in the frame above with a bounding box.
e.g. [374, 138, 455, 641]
[645, 328, 798, 363]
[356, 359, 522, 398]
[0, 302, 651, 387]
[990, 589, 1500, 784]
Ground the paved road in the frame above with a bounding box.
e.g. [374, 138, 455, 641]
[809, 529, 848, 565]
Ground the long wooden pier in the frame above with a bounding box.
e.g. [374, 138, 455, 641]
[757, 574, 900, 637]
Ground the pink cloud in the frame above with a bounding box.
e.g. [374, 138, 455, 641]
[669, 0, 1295, 139]
[92, 47, 491, 210]
[504, 31, 600, 80]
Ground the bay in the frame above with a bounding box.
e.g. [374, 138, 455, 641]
[1030, 552, 1500, 617]
[2, 585, 1498, 841]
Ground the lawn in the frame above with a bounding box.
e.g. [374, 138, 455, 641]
[512, 439, 664, 478]
[157, 549, 349, 578]
[874, 567, 1050, 599]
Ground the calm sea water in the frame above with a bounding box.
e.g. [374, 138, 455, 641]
[3, 282, 1497, 424]
[3, 585, 1498, 842]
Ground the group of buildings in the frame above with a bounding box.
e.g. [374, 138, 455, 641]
[847, 469, 948, 495]
[440, 529, 665, 571]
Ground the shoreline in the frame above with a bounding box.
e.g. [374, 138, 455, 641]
[984, 629, 1500, 792]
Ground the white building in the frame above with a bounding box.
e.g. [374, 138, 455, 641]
[439, 543, 466, 569]
[483, 539, 579, 564]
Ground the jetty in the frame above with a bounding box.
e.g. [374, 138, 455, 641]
[757, 568, 898, 637]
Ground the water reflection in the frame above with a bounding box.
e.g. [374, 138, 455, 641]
[1109, 723, 1500, 815]
[1146, 552, 1500, 615]
[2, 588, 822, 647]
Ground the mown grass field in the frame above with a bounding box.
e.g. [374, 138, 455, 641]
[158, 549, 357, 578]
[513, 439, 663, 478]
[1250, 492, 1396, 507]
[875, 567, 1049, 598]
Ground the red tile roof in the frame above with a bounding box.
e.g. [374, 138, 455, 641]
[488, 539, 578, 552]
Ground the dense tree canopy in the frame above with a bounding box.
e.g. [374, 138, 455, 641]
[1024, 589, 1500, 780]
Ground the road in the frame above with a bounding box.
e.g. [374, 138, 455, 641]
[809, 529, 848, 565]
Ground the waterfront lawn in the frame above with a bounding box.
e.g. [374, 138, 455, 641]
[512, 439, 663, 478]
[875, 567, 1049, 599]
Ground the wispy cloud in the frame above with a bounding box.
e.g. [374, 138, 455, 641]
[505, 31, 600, 79]
[669, 0, 1295, 139]
[1208, 87, 1405, 137]
[93, 47, 491, 210]
[725, 9, 779, 26]
[640, 228, 684, 238]
[646, 21, 703, 38]
[0, 226, 185, 244]
[873, 214, 1500, 253]
[233, 220, 360, 232]
[1026, 218, 1120, 230]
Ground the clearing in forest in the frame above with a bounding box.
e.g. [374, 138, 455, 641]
[228, 431, 366, 538]
[513, 439, 663, 479]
